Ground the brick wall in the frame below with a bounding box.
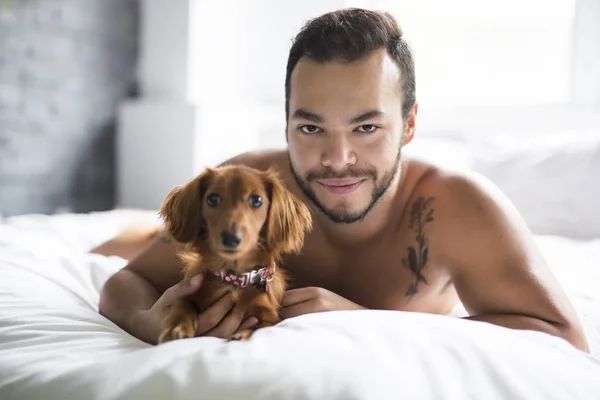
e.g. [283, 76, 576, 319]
[0, 0, 139, 216]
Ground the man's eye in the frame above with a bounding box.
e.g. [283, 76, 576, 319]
[357, 125, 378, 133]
[299, 125, 322, 134]
[206, 193, 220, 207]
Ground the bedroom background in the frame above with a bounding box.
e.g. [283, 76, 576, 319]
[2, 2, 600, 396]
[1, 0, 599, 240]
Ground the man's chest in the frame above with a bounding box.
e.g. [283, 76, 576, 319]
[282, 231, 455, 314]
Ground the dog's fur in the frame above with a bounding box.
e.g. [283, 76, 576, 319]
[157, 165, 312, 343]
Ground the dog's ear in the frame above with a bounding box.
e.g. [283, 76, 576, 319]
[262, 168, 312, 254]
[159, 169, 214, 243]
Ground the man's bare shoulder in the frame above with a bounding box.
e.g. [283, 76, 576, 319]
[406, 157, 539, 271]
[402, 157, 531, 253]
[406, 157, 515, 220]
[219, 148, 289, 173]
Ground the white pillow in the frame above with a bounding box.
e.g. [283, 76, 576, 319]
[403, 136, 474, 171]
[470, 132, 600, 238]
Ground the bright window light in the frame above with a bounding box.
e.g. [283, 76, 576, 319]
[364, 0, 576, 108]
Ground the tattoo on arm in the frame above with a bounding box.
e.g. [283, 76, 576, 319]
[402, 196, 435, 297]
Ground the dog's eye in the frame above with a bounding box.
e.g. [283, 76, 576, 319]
[248, 194, 263, 209]
[206, 193, 221, 207]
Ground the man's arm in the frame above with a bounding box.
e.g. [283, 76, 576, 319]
[98, 232, 186, 334]
[433, 171, 589, 352]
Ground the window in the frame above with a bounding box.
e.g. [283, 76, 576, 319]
[359, 0, 577, 108]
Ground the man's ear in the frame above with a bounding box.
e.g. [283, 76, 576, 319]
[159, 169, 214, 243]
[402, 103, 418, 146]
[261, 168, 312, 254]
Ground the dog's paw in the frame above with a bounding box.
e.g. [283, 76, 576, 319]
[229, 329, 255, 342]
[158, 319, 196, 344]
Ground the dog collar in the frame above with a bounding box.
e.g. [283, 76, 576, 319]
[212, 261, 276, 291]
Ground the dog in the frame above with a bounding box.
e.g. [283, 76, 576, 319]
[157, 165, 312, 343]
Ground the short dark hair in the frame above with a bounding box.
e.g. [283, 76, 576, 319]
[285, 8, 416, 121]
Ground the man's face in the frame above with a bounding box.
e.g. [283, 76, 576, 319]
[287, 48, 415, 224]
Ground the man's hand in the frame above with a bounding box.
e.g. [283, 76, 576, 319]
[130, 275, 258, 344]
[280, 287, 365, 320]
[194, 291, 259, 339]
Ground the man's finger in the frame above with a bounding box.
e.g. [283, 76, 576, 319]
[196, 292, 235, 335]
[235, 316, 259, 334]
[204, 306, 246, 338]
[161, 275, 203, 305]
[281, 287, 319, 307]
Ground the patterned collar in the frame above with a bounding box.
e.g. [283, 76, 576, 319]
[212, 261, 276, 291]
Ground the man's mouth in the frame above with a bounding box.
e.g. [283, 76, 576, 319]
[317, 178, 365, 195]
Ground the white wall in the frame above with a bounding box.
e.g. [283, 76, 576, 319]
[572, 0, 600, 106]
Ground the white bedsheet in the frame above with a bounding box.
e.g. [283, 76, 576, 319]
[0, 210, 599, 400]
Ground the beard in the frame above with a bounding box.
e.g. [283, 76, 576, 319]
[289, 145, 402, 224]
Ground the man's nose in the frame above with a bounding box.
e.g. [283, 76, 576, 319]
[321, 135, 356, 170]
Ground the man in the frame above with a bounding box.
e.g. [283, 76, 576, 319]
[98, 8, 588, 352]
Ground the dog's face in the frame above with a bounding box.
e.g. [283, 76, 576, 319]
[200, 167, 270, 258]
[160, 165, 312, 260]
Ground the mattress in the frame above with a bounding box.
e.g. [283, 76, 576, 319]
[0, 210, 599, 400]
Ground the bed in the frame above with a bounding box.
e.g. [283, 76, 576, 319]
[0, 209, 599, 400]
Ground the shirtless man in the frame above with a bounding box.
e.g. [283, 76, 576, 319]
[98, 8, 588, 352]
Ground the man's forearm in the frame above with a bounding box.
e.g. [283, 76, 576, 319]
[464, 313, 589, 352]
[98, 269, 160, 333]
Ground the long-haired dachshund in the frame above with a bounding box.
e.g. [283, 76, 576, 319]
[157, 165, 312, 343]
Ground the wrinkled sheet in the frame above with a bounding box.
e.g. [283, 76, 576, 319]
[0, 210, 599, 400]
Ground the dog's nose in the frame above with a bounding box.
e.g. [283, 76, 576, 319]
[221, 230, 243, 248]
